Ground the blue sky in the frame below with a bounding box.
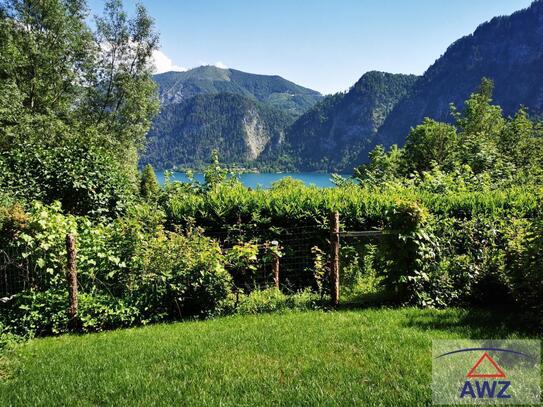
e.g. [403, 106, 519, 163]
[87, 0, 533, 94]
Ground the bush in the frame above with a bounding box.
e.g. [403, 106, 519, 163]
[78, 294, 139, 332]
[0, 202, 233, 339]
[162, 180, 542, 318]
[507, 215, 543, 328]
[0, 137, 135, 217]
[0, 290, 69, 338]
[130, 231, 232, 321]
[2, 181, 542, 340]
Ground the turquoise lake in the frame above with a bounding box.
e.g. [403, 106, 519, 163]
[156, 171, 351, 188]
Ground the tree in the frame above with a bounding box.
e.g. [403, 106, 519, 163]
[498, 108, 542, 173]
[0, 0, 94, 118]
[404, 118, 458, 174]
[452, 78, 504, 173]
[84, 0, 159, 164]
[353, 78, 543, 189]
[355, 145, 404, 185]
[140, 164, 159, 201]
[0, 0, 160, 216]
[204, 150, 227, 188]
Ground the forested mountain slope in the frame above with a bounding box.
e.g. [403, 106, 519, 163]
[376, 0, 543, 148]
[142, 93, 292, 169]
[283, 72, 418, 171]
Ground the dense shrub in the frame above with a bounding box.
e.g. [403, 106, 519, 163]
[506, 214, 543, 327]
[0, 137, 136, 217]
[0, 202, 232, 341]
[2, 179, 542, 342]
[230, 288, 321, 315]
[130, 231, 232, 320]
[162, 180, 543, 322]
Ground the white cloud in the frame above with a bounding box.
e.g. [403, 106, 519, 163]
[152, 50, 186, 74]
[214, 61, 228, 69]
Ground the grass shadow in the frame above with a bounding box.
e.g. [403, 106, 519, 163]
[400, 307, 538, 338]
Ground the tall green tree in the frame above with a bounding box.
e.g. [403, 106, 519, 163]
[0, 0, 94, 118]
[498, 108, 542, 174]
[403, 118, 458, 174]
[0, 0, 159, 216]
[452, 78, 504, 173]
[140, 164, 159, 201]
[84, 0, 159, 164]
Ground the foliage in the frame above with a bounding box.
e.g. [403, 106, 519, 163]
[224, 241, 259, 291]
[204, 150, 228, 188]
[356, 79, 543, 189]
[0, 136, 135, 216]
[161, 169, 543, 323]
[139, 164, 160, 202]
[310, 246, 328, 298]
[130, 230, 232, 320]
[403, 119, 458, 174]
[0, 0, 159, 216]
[0, 202, 231, 340]
[506, 213, 543, 328]
[230, 288, 321, 315]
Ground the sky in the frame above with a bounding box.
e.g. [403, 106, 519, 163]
[87, 0, 534, 95]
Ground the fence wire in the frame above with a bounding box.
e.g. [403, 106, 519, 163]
[0, 224, 332, 297]
[199, 224, 329, 293]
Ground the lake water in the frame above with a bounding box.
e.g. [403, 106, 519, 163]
[156, 171, 350, 188]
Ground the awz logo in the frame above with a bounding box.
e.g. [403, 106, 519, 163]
[432, 340, 541, 405]
[460, 352, 510, 399]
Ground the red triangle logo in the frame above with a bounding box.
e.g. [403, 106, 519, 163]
[466, 352, 506, 379]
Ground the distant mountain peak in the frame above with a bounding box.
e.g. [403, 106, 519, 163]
[284, 72, 419, 171]
[152, 66, 322, 116]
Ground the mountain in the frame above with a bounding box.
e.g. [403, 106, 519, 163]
[153, 65, 323, 117]
[140, 66, 323, 169]
[376, 0, 543, 148]
[283, 72, 418, 171]
[144, 1, 543, 172]
[142, 93, 293, 170]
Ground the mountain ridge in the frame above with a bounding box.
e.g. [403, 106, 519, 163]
[153, 65, 323, 117]
[282, 71, 419, 171]
[376, 0, 543, 148]
[143, 1, 543, 171]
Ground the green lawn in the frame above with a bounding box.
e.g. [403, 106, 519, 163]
[0, 308, 533, 406]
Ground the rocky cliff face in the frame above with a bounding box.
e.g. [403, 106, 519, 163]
[141, 93, 292, 169]
[376, 0, 543, 148]
[242, 109, 270, 161]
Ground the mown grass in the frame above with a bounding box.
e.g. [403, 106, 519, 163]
[0, 307, 536, 406]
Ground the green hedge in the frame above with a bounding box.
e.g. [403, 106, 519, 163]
[163, 181, 542, 326]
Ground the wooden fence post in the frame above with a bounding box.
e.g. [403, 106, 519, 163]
[272, 254, 280, 289]
[330, 211, 340, 307]
[65, 233, 78, 330]
[270, 240, 280, 289]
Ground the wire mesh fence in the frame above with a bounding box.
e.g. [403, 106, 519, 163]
[0, 212, 393, 306]
[0, 248, 32, 298]
[0, 223, 332, 299]
[197, 223, 330, 293]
